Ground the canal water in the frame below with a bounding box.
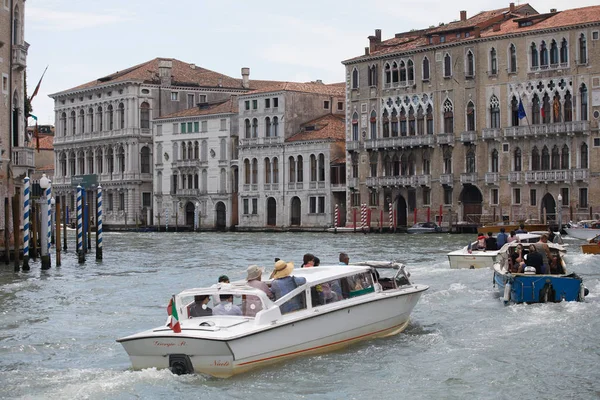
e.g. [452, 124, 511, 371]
[1, 231, 599, 399]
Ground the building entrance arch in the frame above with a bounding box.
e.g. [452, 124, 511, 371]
[185, 202, 195, 227]
[215, 201, 226, 230]
[290, 197, 301, 226]
[459, 185, 483, 224]
[267, 197, 277, 226]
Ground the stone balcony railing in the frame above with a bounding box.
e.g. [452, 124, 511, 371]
[572, 169, 589, 181]
[12, 43, 28, 70]
[524, 170, 571, 183]
[436, 133, 454, 146]
[346, 141, 361, 151]
[485, 172, 499, 185]
[11, 146, 35, 168]
[508, 171, 522, 183]
[239, 136, 283, 147]
[460, 131, 478, 143]
[364, 135, 435, 150]
[368, 175, 416, 187]
[416, 174, 431, 186]
[482, 128, 501, 140]
[503, 120, 589, 138]
[440, 174, 454, 186]
[460, 173, 478, 184]
[347, 177, 358, 188]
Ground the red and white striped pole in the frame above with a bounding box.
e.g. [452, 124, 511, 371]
[388, 202, 393, 232]
[360, 203, 366, 230]
[334, 203, 339, 233]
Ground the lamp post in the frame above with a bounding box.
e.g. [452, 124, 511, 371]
[195, 201, 200, 232]
[557, 193, 563, 233]
[39, 174, 51, 270]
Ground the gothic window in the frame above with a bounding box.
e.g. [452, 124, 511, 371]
[491, 149, 499, 173]
[564, 91, 572, 122]
[490, 47, 497, 75]
[251, 158, 258, 184]
[368, 65, 378, 86]
[561, 145, 569, 170]
[422, 57, 430, 81]
[514, 147, 522, 171]
[466, 101, 475, 131]
[579, 33, 587, 64]
[466, 50, 474, 77]
[297, 155, 303, 182]
[352, 68, 359, 89]
[288, 156, 296, 183]
[542, 93, 551, 124]
[552, 93, 561, 123]
[391, 109, 399, 137]
[140, 102, 150, 129]
[384, 63, 391, 84]
[391, 62, 399, 83]
[399, 61, 407, 83]
[466, 148, 476, 173]
[264, 158, 272, 184]
[265, 117, 271, 137]
[580, 84, 588, 120]
[422, 152, 431, 174]
[416, 106, 424, 135]
[531, 146, 540, 170]
[560, 38, 568, 64]
[540, 41, 548, 67]
[443, 99, 453, 133]
[580, 142, 588, 169]
[550, 40, 559, 65]
[244, 119, 251, 138]
[370, 110, 377, 139]
[532, 94, 540, 124]
[141, 146, 150, 173]
[407, 59, 414, 82]
[399, 109, 406, 136]
[443, 53, 452, 77]
[384, 155, 392, 176]
[12, 7, 19, 44]
[370, 152, 378, 177]
[509, 44, 517, 73]
[272, 116, 279, 136]
[426, 105, 434, 134]
[531, 43, 539, 68]
[400, 154, 407, 176]
[244, 159, 251, 184]
[352, 112, 359, 140]
[408, 153, 416, 175]
[252, 118, 258, 137]
[443, 149, 452, 174]
[551, 145, 560, 169]
[490, 95, 500, 128]
[408, 106, 415, 136]
[382, 109, 390, 138]
[541, 146, 550, 170]
[318, 154, 325, 181]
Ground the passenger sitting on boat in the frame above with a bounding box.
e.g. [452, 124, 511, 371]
[270, 260, 307, 314]
[477, 235, 486, 250]
[339, 252, 350, 265]
[496, 228, 508, 249]
[485, 232, 497, 251]
[519, 245, 543, 274]
[218, 275, 230, 284]
[534, 235, 553, 273]
[549, 254, 565, 275]
[547, 227, 556, 243]
[507, 230, 520, 243]
[246, 265, 274, 300]
[189, 295, 212, 317]
[313, 257, 320, 266]
[213, 294, 242, 316]
[302, 253, 315, 268]
[515, 223, 527, 234]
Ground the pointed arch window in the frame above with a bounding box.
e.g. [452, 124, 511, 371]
[466, 50, 474, 77]
[491, 149, 499, 173]
[443, 53, 452, 77]
[514, 147, 522, 171]
[391, 109, 399, 137]
[443, 149, 452, 174]
[384, 63, 392, 84]
[560, 38, 568, 64]
[532, 94, 540, 124]
[140, 102, 150, 129]
[443, 99, 454, 133]
[466, 101, 475, 131]
[541, 146, 550, 170]
[351, 68, 359, 89]
[551, 145, 560, 170]
[542, 93, 551, 124]
[408, 106, 416, 136]
[407, 59, 414, 82]
[579, 33, 587, 64]
[416, 106, 424, 135]
[426, 105, 434, 134]
[509, 44, 517, 73]
[531, 43, 539, 69]
[391, 62, 399, 83]
[382, 109, 390, 138]
[540, 41, 548, 67]
[564, 91, 572, 122]
[422, 57, 430, 81]
[550, 40, 559, 65]
[399, 109, 406, 136]
[580, 142, 588, 169]
[370, 152, 378, 177]
[552, 93, 561, 123]
[399, 61, 406, 83]
[368, 65, 378, 86]
[490, 95, 500, 128]
[352, 112, 359, 141]
[561, 145, 569, 170]
[580, 84, 588, 120]
[370, 110, 377, 139]
[466, 148, 476, 173]
[531, 147, 540, 170]
[490, 48, 497, 75]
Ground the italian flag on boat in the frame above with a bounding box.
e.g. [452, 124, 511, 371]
[167, 296, 181, 333]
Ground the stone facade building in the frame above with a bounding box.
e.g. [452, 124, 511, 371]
[342, 3, 600, 228]
[236, 83, 346, 229]
[50, 59, 270, 227]
[1, 0, 32, 245]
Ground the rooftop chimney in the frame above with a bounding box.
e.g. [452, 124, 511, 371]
[368, 29, 382, 52]
[241, 67, 250, 89]
[473, 27, 481, 38]
[460, 10, 467, 22]
[158, 59, 172, 86]
[509, 2, 515, 12]
[431, 34, 440, 45]
[550, 8, 557, 13]
[365, 47, 370, 56]
[493, 23, 501, 32]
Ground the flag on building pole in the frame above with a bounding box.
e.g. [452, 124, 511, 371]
[517, 98, 527, 120]
[30, 114, 40, 152]
[167, 296, 181, 333]
[29, 65, 49, 103]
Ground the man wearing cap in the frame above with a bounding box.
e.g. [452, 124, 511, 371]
[270, 260, 307, 314]
[244, 265, 273, 316]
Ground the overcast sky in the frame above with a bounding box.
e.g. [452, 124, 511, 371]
[24, 0, 598, 125]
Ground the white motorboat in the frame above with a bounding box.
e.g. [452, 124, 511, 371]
[564, 220, 600, 240]
[406, 222, 442, 234]
[117, 262, 428, 378]
[447, 233, 541, 269]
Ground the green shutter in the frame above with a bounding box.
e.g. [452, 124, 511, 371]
[194, 122, 199, 132]
[181, 123, 186, 133]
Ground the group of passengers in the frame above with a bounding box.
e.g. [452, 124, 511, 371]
[189, 252, 354, 318]
[507, 234, 564, 275]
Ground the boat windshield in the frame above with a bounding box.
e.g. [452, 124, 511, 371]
[179, 291, 267, 319]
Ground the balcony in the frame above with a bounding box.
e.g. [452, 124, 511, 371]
[178, 189, 202, 196]
[482, 128, 501, 140]
[572, 169, 589, 182]
[508, 171, 522, 183]
[331, 182, 347, 191]
[348, 177, 358, 188]
[172, 159, 207, 168]
[364, 135, 435, 150]
[416, 174, 431, 186]
[485, 172, 499, 185]
[346, 141, 360, 151]
[524, 170, 570, 183]
[377, 176, 416, 187]
[11, 146, 34, 168]
[503, 121, 589, 139]
[436, 133, 454, 146]
[440, 174, 454, 186]
[460, 131, 478, 143]
[12, 43, 28, 70]
[460, 173, 478, 185]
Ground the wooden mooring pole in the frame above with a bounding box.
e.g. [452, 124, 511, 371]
[12, 195, 20, 271]
[55, 197, 61, 267]
[4, 198, 10, 264]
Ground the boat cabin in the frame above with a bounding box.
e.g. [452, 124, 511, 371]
[497, 242, 567, 275]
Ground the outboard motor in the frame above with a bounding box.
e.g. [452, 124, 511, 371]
[169, 354, 194, 375]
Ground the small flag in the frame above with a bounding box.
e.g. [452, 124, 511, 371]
[467, 242, 473, 254]
[517, 99, 526, 120]
[167, 297, 181, 333]
[29, 65, 48, 103]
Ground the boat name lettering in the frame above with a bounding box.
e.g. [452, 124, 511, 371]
[212, 360, 230, 367]
[153, 340, 187, 347]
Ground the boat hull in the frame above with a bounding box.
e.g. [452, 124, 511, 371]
[447, 252, 498, 269]
[118, 287, 426, 377]
[564, 228, 600, 240]
[581, 243, 600, 254]
[493, 271, 584, 304]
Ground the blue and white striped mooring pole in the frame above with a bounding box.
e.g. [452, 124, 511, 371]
[96, 185, 103, 260]
[22, 177, 30, 271]
[77, 185, 84, 263]
[46, 184, 52, 256]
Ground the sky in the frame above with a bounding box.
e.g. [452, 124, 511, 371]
[24, 0, 599, 126]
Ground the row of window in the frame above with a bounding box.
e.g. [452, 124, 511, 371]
[168, 169, 227, 194]
[244, 97, 279, 111]
[243, 154, 326, 185]
[56, 147, 151, 177]
[351, 33, 592, 88]
[241, 195, 327, 215]
[494, 187, 588, 208]
[244, 117, 279, 138]
[57, 102, 148, 136]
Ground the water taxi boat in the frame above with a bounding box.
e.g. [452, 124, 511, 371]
[406, 222, 442, 234]
[581, 234, 600, 255]
[117, 262, 428, 377]
[564, 220, 600, 240]
[492, 241, 585, 304]
[447, 233, 541, 269]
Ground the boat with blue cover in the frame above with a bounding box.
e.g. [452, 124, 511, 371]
[492, 241, 587, 304]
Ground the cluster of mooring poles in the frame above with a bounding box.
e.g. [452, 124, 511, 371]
[2, 175, 105, 271]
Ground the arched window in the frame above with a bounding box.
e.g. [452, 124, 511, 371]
[87, 108, 94, 133]
[422, 57, 430, 81]
[491, 149, 499, 173]
[443, 149, 452, 174]
[564, 92, 572, 122]
[514, 147, 522, 171]
[220, 138, 226, 160]
[560, 38, 568, 64]
[579, 33, 587, 64]
[59, 153, 66, 177]
[97, 106, 103, 132]
[181, 142, 187, 160]
[580, 84, 588, 120]
[466, 50, 474, 77]
[422, 151, 430, 174]
[201, 140, 208, 161]
[272, 116, 279, 136]
[194, 141, 199, 159]
[399, 60, 406, 83]
[466, 148, 476, 173]
[532, 94, 540, 124]
[79, 109, 85, 134]
[384, 62, 391, 84]
[244, 159, 251, 184]
[60, 112, 67, 136]
[251, 158, 258, 184]
[352, 112, 359, 140]
[272, 157, 279, 184]
[407, 59, 414, 82]
[12, 7, 20, 45]
[540, 41, 548, 67]
[187, 141, 193, 160]
[531, 146, 540, 170]
[426, 105, 434, 134]
[550, 40, 559, 65]
[552, 93, 561, 123]
[580, 142, 588, 169]
[117, 146, 125, 172]
[370, 110, 377, 139]
[264, 158, 272, 184]
[251, 118, 258, 137]
[561, 145, 569, 170]
[244, 119, 251, 138]
[370, 152, 378, 177]
[443, 99, 453, 133]
[531, 43, 539, 68]
[352, 67, 359, 89]
[97, 149, 104, 174]
[551, 145, 560, 170]
[391, 109, 399, 137]
[368, 65, 377, 86]
[140, 102, 150, 129]
[490, 95, 500, 128]
[542, 93, 551, 124]
[265, 117, 271, 137]
[107, 105, 114, 130]
[509, 44, 517, 73]
[466, 101, 475, 131]
[416, 106, 424, 135]
[541, 146, 550, 170]
[141, 147, 150, 173]
[408, 106, 415, 136]
[490, 47, 497, 75]
[310, 154, 317, 181]
[297, 155, 303, 182]
[443, 53, 452, 77]
[318, 154, 325, 181]
[288, 156, 296, 183]
[391, 62, 399, 83]
[399, 154, 407, 176]
[382, 109, 390, 137]
[118, 103, 125, 129]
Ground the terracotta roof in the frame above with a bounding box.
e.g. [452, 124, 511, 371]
[28, 134, 54, 150]
[57, 58, 282, 93]
[37, 164, 55, 171]
[428, 5, 530, 34]
[286, 114, 345, 142]
[244, 81, 345, 97]
[331, 156, 346, 164]
[156, 98, 238, 120]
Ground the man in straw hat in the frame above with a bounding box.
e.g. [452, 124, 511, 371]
[270, 259, 306, 314]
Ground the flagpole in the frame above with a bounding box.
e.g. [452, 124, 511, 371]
[518, 95, 533, 136]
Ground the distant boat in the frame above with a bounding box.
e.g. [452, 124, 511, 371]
[581, 234, 600, 255]
[477, 222, 548, 235]
[406, 222, 441, 234]
[564, 220, 600, 240]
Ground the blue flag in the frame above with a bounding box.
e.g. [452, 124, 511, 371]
[517, 99, 526, 119]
